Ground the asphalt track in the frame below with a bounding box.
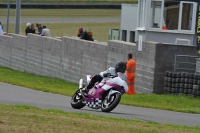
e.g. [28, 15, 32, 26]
[0, 82, 200, 127]
[0, 18, 120, 24]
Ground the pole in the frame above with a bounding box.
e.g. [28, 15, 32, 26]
[15, 0, 21, 34]
[196, 2, 200, 55]
[6, 0, 10, 34]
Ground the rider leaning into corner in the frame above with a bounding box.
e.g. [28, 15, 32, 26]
[82, 62, 128, 96]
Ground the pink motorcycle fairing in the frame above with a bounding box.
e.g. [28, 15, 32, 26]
[83, 81, 125, 103]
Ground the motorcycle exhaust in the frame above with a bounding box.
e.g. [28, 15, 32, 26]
[79, 79, 83, 89]
[79, 79, 86, 98]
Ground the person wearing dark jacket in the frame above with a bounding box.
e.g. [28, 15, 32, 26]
[36, 23, 43, 35]
[25, 23, 32, 36]
[30, 24, 36, 34]
[79, 28, 94, 41]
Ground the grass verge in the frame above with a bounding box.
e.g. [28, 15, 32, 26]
[7, 22, 120, 42]
[0, 66, 200, 114]
[0, 9, 121, 18]
[0, 104, 199, 133]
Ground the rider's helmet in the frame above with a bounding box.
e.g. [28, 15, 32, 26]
[115, 62, 126, 73]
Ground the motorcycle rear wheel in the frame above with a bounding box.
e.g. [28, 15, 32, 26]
[71, 90, 85, 109]
[101, 93, 121, 112]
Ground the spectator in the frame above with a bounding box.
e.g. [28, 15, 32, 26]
[40, 25, 51, 37]
[37, 24, 43, 35]
[0, 23, 3, 35]
[25, 23, 32, 36]
[126, 53, 136, 95]
[78, 28, 94, 41]
[30, 24, 36, 34]
[0, 22, 4, 30]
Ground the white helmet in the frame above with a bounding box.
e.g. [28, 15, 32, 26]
[26, 23, 31, 27]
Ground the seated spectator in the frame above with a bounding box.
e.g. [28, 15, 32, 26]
[30, 24, 36, 34]
[40, 26, 51, 37]
[79, 28, 94, 41]
[25, 23, 32, 36]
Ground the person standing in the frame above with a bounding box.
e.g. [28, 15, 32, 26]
[0, 22, 4, 31]
[0, 24, 3, 35]
[126, 53, 136, 95]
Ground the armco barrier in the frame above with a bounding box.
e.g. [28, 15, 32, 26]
[0, 34, 197, 94]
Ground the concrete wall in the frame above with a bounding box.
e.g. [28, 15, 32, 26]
[0, 34, 108, 84]
[61, 37, 108, 83]
[154, 43, 197, 93]
[107, 40, 137, 68]
[135, 41, 157, 94]
[10, 34, 27, 71]
[0, 35, 12, 68]
[0, 34, 197, 94]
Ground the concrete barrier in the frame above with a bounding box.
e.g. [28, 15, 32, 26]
[0, 34, 197, 94]
[0, 35, 12, 68]
[10, 34, 27, 71]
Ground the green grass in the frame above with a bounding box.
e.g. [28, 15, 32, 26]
[0, 66, 78, 96]
[122, 94, 200, 114]
[0, 9, 121, 18]
[0, 66, 200, 114]
[0, 104, 199, 133]
[7, 22, 120, 42]
[1, 0, 137, 4]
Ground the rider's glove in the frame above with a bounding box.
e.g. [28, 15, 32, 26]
[103, 73, 111, 77]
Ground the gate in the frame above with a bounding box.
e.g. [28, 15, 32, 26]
[174, 55, 198, 73]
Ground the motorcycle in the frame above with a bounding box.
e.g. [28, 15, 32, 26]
[71, 75, 128, 112]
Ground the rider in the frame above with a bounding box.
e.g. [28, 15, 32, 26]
[82, 62, 127, 95]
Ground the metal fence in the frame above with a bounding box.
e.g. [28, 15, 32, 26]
[174, 55, 198, 73]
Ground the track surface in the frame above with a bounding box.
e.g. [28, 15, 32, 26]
[0, 82, 200, 127]
[0, 18, 120, 23]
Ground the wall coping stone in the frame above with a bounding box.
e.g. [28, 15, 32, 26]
[63, 36, 108, 46]
[0, 34, 12, 38]
[10, 34, 26, 38]
[109, 40, 137, 46]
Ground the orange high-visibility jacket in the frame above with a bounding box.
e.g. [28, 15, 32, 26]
[126, 59, 136, 80]
[126, 59, 136, 95]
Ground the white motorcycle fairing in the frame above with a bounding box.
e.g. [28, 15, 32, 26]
[81, 75, 128, 109]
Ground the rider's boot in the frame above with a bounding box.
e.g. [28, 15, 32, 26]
[81, 75, 101, 97]
[81, 82, 94, 97]
[81, 87, 89, 97]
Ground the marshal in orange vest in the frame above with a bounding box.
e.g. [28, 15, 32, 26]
[126, 53, 136, 95]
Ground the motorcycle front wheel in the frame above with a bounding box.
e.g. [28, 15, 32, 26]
[101, 93, 121, 112]
[71, 90, 85, 109]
